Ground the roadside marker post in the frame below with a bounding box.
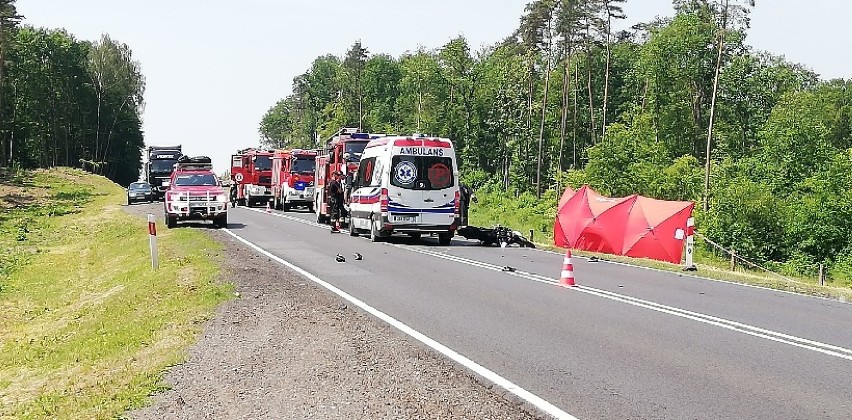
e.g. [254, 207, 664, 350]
[147, 214, 159, 270]
[683, 217, 697, 271]
[560, 249, 576, 287]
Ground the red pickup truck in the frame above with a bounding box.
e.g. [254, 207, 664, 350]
[163, 156, 228, 229]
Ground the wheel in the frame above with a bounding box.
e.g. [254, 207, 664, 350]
[349, 222, 359, 237]
[407, 232, 421, 240]
[127, 198, 131, 206]
[370, 216, 382, 242]
[214, 214, 228, 229]
[438, 232, 453, 246]
[282, 202, 290, 212]
[308, 203, 315, 213]
[166, 215, 177, 229]
[275, 197, 283, 211]
[237, 198, 246, 207]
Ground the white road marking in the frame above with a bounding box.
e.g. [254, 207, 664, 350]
[221, 227, 580, 420]
[234, 206, 852, 361]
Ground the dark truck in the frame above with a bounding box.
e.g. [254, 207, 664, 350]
[145, 145, 182, 199]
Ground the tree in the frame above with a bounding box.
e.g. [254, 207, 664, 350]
[703, 0, 755, 211]
[259, 98, 294, 148]
[362, 53, 402, 133]
[397, 49, 444, 135]
[0, 0, 21, 165]
[438, 37, 477, 163]
[599, 0, 626, 137]
[343, 40, 368, 130]
[87, 34, 145, 172]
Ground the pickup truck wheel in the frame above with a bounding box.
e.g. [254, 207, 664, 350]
[166, 215, 177, 229]
[308, 203, 315, 213]
[407, 232, 421, 240]
[237, 198, 246, 207]
[349, 221, 359, 237]
[214, 214, 228, 229]
[438, 232, 453, 246]
[282, 202, 290, 212]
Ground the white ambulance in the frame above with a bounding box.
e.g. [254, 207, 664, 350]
[348, 136, 460, 245]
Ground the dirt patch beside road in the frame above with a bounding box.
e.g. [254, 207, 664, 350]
[124, 203, 541, 419]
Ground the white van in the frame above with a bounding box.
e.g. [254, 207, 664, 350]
[348, 136, 460, 245]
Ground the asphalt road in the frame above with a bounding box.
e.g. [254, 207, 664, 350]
[154, 202, 852, 419]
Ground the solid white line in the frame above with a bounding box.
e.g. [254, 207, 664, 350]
[221, 227, 579, 420]
[235, 206, 852, 361]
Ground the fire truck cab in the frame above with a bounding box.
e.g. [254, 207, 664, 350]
[271, 149, 318, 211]
[163, 156, 228, 229]
[314, 128, 383, 224]
[230, 148, 274, 207]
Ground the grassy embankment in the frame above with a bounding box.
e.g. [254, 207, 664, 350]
[0, 167, 231, 418]
[469, 188, 852, 300]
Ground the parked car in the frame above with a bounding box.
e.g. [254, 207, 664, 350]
[127, 181, 154, 204]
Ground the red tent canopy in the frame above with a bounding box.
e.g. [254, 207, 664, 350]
[554, 186, 694, 264]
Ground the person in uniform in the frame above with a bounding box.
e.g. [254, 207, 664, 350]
[458, 183, 478, 227]
[328, 171, 346, 232]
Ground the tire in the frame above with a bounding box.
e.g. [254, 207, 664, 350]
[407, 232, 421, 240]
[127, 198, 131, 206]
[282, 202, 290, 212]
[237, 198, 246, 207]
[166, 215, 177, 229]
[348, 221, 359, 237]
[438, 232, 453, 246]
[275, 197, 283, 211]
[308, 203, 315, 213]
[214, 214, 228, 229]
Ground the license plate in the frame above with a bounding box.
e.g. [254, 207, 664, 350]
[392, 215, 418, 223]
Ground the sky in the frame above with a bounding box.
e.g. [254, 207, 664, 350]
[16, 0, 852, 173]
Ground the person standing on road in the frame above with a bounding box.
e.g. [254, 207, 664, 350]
[328, 171, 346, 233]
[458, 183, 478, 227]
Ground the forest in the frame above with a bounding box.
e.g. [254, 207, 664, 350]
[0, 0, 145, 186]
[258, 0, 852, 282]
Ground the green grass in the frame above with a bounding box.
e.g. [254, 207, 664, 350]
[0, 168, 232, 419]
[469, 188, 852, 301]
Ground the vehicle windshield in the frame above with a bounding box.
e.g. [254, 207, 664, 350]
[292, 157, 316, 173]
[344, 141, 368, 162]
[173, 174, 219, 187]
[150, 159, 177, 173]
[129, 182, 151, 191]
[390, 156, 454, 190]
[254, 155, 272, 171]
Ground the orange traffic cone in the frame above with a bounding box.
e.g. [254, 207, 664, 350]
[560, 249, 576, 287]
[266, 201, 272, 213]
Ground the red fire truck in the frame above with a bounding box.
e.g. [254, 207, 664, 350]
[271, 149, 318, 211]
[314, 128, 383, 224]
[230, 148, 274, 207]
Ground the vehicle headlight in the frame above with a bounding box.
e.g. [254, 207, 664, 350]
[216, 194, 227, 202]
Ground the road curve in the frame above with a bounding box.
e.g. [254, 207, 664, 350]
[226, 206, 852, 419]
